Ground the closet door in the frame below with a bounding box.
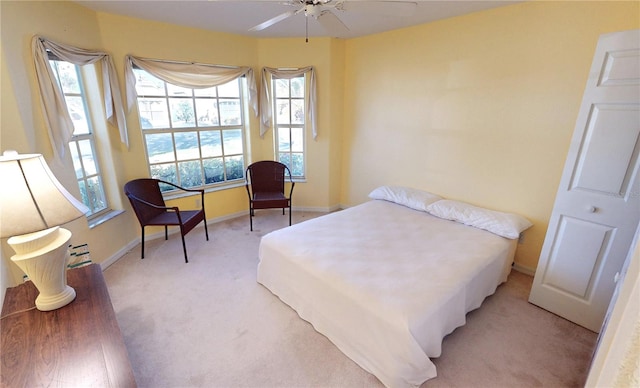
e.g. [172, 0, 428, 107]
[529, 29, 640, 333]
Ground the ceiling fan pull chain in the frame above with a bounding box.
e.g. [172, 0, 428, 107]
[305, 15, 309, 43]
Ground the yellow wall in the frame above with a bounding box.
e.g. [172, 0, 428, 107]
[257, 37, 344, 209]
[342, 0, 639, 270]
[93, 12, 260, 221]
[0, 0, 637, 286]
[0, 1, 135, 284]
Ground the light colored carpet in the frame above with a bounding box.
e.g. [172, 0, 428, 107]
[103, 210, 597, 387]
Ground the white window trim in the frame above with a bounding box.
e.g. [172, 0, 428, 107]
[131, 63, 252, 190]
[259, 66, 317, 139]
[32, 35, 128, 160]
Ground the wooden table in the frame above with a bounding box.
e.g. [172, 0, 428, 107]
[1, 264, 136, 387]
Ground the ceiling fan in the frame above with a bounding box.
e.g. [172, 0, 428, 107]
[247, 0, 418, 41]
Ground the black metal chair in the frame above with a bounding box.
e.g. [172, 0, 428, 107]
[124, 179, 208, 263]
[245, 161, 295, 231]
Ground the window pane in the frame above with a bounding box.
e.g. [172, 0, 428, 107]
[273, 74, 306, 178]
[178, 160, 202, 187]
[223, 129, 243, 155]
[138, 98, 169, 129]
[78, 139, 97, 176]
[87, 176, 106, 212]
[195, 99, 219, 126]
[291, 127, 304, 152]
[145, 133, 175, 163]
[169, 98, 195, 128]
[194, 87, 217, 97]
[203, 158, 224, 183]
[225, 155, 244, 180]
[275, 79, 289, 98]
[134, 68, 246, 188]
[150, 163, 178, 187]
[217, 80, 239, 97]
[65, 96, 90, 135]
[167, 83, 192, 97]
[133, 69, 165, 96]
[174, 131, 199, 161]
[279, 153, 291, 173]
[201, 131, 222, 157]
[276, 100, 290, 124]
[78, 180, 89, 208]
[55, 61, 81, 94]
[278, 128, 291, 152]
[219, 99, 241, 125]
[69, 142, 83, 179]
[54, 59, 109, 218]
[291, 99, 304, 125]
[291, 77, 304, 98]
[291, 153, 304, 176]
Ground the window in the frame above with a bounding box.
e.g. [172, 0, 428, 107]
[49, 59, 108, 218]
[273, 76, 305, 178]
[133, 68, 247, 191]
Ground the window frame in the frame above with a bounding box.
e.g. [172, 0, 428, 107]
[48, 57, 111, 221]
[272, 75, 307, 180]
[132, 66, 250, 193]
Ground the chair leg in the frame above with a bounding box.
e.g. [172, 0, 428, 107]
[289, 205, 292, 226]
[141, 227, 145, 259]
[164, 226, 168, 240]
[204, 219, 209, 241]
[249, 205, 253, 231]
[181, 232, 189, 264]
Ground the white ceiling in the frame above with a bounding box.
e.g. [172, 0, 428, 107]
[74, 0, 521, 40]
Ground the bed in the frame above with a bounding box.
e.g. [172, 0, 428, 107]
[257, 186, 531, 387]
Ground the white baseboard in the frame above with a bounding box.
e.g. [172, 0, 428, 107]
[512, 262, 536, 276]
[98, 210, 256, 270]
[100, 240, 140, 270]
[293, 205, 341, 213]
[99, 207, 342, 271]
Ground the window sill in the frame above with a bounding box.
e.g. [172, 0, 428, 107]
[88, 209, 125, 229]
[162, 180, 246, 201]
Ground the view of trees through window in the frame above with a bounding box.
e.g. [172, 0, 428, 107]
[49, 59, 108, 217]
[273, 76, 305, 178]
[133, 68, 246, 191]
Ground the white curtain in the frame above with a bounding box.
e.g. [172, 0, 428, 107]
[124, 55, 258, 117]
[260, 66, 317, 139]
[32, 36, 128, 159]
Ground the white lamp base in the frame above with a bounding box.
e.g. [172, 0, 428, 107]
[8, 226, 76, 311]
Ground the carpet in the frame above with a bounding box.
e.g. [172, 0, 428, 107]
[103, 210, 597, 387]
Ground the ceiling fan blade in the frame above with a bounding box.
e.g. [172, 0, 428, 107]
[248, 9, 298, 32]
[316, 10, 349, 36]
[340, 1, 417, 17]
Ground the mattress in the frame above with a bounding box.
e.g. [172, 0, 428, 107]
[257, 200, 517, 387]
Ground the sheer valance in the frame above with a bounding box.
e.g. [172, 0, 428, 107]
[260, 66, 317, 139]
[124, 55, 258, 117]
[32, 36, 128, 158]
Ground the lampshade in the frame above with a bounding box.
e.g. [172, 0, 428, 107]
[0, 152, 89, 237]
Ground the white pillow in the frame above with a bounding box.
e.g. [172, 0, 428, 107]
[368, 186, 442, 212]
[426, 199, 533, 239]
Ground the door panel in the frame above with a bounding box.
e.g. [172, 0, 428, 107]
[572, 105, 640, 195]
[529, 30, 640, 332]
[542, 216, 613, 298]
[599, 49, 640, 86]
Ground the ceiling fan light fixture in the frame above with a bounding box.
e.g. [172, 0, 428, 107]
[304, 4, 323, 18]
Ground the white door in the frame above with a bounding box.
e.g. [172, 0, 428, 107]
[529, 29, 640, 333]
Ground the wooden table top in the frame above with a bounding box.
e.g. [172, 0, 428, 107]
[1, 264, 136, 387]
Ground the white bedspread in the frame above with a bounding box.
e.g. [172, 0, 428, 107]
[257, 200, 517, 387]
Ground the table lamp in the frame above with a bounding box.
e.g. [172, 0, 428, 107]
[0, 151, 89, 311]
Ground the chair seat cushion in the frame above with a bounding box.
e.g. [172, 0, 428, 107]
[146, 210, 204, 232]
[253, 192, 289, 209]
